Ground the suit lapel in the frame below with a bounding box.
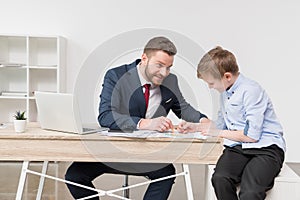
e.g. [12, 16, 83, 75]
[151, 85, 172, 118]
[160, 85, 173, 105]
[125, 64, 147, 117]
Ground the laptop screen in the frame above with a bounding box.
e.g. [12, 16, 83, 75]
[35, 91, 87, 133]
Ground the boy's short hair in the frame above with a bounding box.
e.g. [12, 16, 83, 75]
[143, 36, 177, 57]
[197, 46, 239, 79]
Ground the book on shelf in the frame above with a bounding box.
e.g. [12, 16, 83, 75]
[0, 63, 26, 67]
[0, 91, 27, 97]
[29, 64, 57, 68]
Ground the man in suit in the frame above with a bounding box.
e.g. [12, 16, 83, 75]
[65, 36, 207, 200]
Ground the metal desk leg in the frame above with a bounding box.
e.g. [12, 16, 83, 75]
[36, 161, 49, 200]
[182, 164, 194, 200]
[16, 161, 29, 200]
[122, 175, 130, 198]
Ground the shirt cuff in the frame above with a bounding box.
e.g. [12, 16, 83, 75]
[137, 119, 143, 129]
[199, 117, 208, 123]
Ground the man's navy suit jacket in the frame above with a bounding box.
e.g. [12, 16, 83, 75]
[98, 59, 206, 130]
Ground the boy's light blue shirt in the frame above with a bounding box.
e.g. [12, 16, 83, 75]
[216, 73, 286, 151]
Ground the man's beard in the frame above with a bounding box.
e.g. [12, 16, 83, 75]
[144, 62, 163, 86]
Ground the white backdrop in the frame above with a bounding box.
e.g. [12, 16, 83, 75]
[1, 0, 299, 162]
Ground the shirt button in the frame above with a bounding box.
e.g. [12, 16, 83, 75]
[231, 123, 234, 125]
[227, 97, 230, 100]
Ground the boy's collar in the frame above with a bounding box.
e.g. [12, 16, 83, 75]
[226, 73, 242, 94]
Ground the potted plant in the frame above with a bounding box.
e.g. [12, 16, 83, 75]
[13, 110, 27, 133]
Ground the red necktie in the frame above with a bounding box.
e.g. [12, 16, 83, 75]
[143, 84, 151, 110]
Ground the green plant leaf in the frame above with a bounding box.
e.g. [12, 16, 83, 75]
[14, 110, 27, 120]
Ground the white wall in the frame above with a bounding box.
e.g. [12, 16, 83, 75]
[1, 0, 299, 162]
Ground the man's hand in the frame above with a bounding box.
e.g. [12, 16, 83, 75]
[139, 117, 173, 132]
[199, 117, 211, 123]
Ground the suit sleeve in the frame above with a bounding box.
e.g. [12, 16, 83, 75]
[169, 75, 207, 122]
[98, 69, 140, 130]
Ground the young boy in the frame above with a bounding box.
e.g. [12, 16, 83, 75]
[178, 46, 286, 200]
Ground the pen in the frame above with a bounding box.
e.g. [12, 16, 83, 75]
[171, 125, 178, 133]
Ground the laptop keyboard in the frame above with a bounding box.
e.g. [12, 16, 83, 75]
[82, 127, 95, 132]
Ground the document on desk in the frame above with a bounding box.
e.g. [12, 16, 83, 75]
[101, 130, 207, 140]
[151, 131, 207, 140]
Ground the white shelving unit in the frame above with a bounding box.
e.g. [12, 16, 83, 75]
[0, 35, 66, 122]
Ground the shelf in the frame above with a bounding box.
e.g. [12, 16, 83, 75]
[28, 65, 57, 69]
[0, 63, 26, 68]
[0, 36, 27, 65]
[29, 37, 58, 67]
[29, 69, 58, 93]
[0, 96, 27, 100]
[0, 66, 27, 69]
[0, 69, 27, 93]
[0, 98, 27, 122]
[0, 65, 58, 69]
[0, 35, 65, 122]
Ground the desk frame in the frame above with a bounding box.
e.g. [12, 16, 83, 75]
[16, 161, 194, 200]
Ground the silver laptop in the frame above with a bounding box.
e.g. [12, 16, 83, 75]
[35, 91, 108, 134]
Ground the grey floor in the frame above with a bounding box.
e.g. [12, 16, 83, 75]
[0, 162, 299, 200]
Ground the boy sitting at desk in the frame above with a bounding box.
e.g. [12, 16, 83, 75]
[178, 46, 286, 200]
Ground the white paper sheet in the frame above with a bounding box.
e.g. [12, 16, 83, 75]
[100, 130, 207, 140]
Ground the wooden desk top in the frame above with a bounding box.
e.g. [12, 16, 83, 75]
[0, 123, 222, 164]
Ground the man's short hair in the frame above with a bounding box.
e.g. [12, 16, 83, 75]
[144, 36, 177, 57]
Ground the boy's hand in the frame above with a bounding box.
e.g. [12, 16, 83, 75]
[178, 118, 217, 135]
[177, 120, 199, 133]
[198, 121, 221, 137]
